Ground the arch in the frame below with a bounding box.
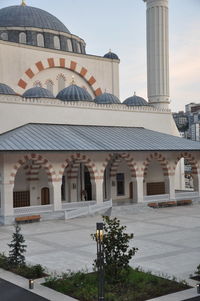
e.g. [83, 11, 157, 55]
[9, 154, 56, 185]
[18, 57, 102, 96]
[1, 32, 8, 41]
[101, 153, 138, 179]
[19, 32, 26, 44]
[45, 79, 54, 93]
[33, 80, 42, 88]
[174, 152, 199, 191]
[142, 152, 170, 178]
[57, 73, 66, 91]
[59, 153, 98, 180]
[37, 33, 44, 47]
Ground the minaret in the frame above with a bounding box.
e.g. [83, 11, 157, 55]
[143, 0, 170, 109]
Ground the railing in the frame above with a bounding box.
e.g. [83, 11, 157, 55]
[65, 200, 112, 220]
[144, 194, 170, 202]
[14, 204, 53, 216]
[62, 200, 96, 210]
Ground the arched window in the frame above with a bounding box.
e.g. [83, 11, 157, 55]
[54, 36, 60, 50]
[37, 33, 44, 47]
[67, 39, 72, 52]
[19, 32, 26, 44]
[45, 80, 54, 94]
[77, 42, 81, 53]
[33, 80, 42, 88]
[57, 74, 66, 92]
[0, 32, 8, 41]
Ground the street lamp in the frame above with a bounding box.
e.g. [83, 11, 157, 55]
[96, 222, 104, 301]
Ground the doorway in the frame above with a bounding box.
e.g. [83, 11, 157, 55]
[41, 187, 50, 205]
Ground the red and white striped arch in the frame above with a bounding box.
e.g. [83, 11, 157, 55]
[100, 153, 138, 179]
[141, 152, 170, 178]
[58, 153, 99, 181]
[174, 152, 199, 175]
[9, 154, 56, 184]
[17, 57, 102, 97]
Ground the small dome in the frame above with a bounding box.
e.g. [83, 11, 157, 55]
[23, 87, 54, 98]
[94, 92, 120, 104]
[103, 51, 119, 60]
[0, 5, 70, 33]
[123, 93, 149, 106]
[56, 84, 93, 102]
[0, 83, 16, 95]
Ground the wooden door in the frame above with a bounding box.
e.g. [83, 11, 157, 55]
[129, 182, 133, 199]
[147, 182, 165, 195]
[41, 187, 50, 205]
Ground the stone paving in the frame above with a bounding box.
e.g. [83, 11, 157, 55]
[0, 203, 200, 282]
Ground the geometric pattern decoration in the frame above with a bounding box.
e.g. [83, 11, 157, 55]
[18, 57, 102, 97]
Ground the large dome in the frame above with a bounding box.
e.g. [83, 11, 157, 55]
[57, 85, 93, 102]
[0, 5, 70, 33]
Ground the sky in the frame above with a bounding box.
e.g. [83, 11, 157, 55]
[0, 0, 200, 112]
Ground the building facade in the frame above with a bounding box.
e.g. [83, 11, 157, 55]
[0, 0, 200, 224]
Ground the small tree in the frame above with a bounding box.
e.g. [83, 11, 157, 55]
[92, 216, 138, 284]
[8, 223, 27, 266]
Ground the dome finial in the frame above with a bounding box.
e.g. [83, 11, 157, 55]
[109, 48, 112, 53]
[134, 91, 136, 96]
[21, 0, 26, 6]
[71, 75, 75, 85]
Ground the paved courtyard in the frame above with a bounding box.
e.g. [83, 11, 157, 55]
[0, 203, 200, 281]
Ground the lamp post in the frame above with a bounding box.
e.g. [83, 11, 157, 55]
[96, 222, 104, 301]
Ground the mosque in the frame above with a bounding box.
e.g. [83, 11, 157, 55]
[0, 0, 200, 224]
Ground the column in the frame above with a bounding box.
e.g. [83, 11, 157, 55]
[95, 178, 104, 203]
[143, 0, 170, 109]
[166, 174, 176, 201]
[1, 182, 14, 224]
[133, 177, 144, 203]
[52, 180, 62, 211]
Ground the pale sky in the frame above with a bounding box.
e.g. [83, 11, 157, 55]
[0, 0, 200, 112]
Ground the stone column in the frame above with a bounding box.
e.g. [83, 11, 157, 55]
[95, 178, 104, 203]
[143, 0, 170, 109]
[166, 174, 176, 201]
[133, 177, 144, 203]
[52, 180, 62, 211]
[1, 182, 14, 224]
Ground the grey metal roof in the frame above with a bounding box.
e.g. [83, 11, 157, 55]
[0, 124, 200, 151]
[94, 92, 121, 104]
[123, 95, 149, 106]
[103, 51, 119, 60]
[23, 87, 54, 99]
[56, 85, 93, 102]
[0, 83, 16, 95]
[0, 5, 70, 34]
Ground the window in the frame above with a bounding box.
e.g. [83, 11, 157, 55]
[37, 33, 44, 47]
[77, 42, 81, 53]
[54, 36, 60, 50]
[116, 173, 125, 196]
[61, 176, 65, 201]
[45, 80, 53, 94]
[67, 39, 73, 52]
[57, 74, 66, 92]
[0, 32, 8, 41]
[19, 32, 26, 44]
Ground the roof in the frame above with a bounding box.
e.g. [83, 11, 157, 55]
[103, 51, 119, 60]
[23, 87, 54, 99]
[0, 5, 70, 34]
[123, 95, 149, 106]
[94, 92, 121, 104]
[56, 85, 93, 102]
[0, 83, 16, 95]
[0, 123, 200, 151]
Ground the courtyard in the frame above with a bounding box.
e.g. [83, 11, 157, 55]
[0, 203, 200, 281]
